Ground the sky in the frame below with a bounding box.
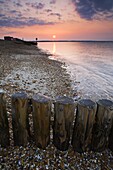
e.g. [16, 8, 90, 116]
[0, 0, 113, 40]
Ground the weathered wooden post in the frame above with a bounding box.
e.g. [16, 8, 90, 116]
[12, 92, 29, 146]
[72, 99, 97, 153]
[27, 98, 32, 137]
[32, 94, 51, 149]
[109, 121, 113, 151]
[0, 90, 10, 147]
[53, 96, 75, 151]
[92, 99, 113, 151]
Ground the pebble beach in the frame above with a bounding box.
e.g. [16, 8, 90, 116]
[0, 39, 113, 170]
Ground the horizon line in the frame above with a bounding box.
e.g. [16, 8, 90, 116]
[37, 39, 113, 42]
[0, 38, 113, 43]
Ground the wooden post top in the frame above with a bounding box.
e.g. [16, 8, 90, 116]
[32, 94, 51, 103]
[0, 89, 5, 95]
[97, 99, 113, 108]
[0, 89, 5, 98]
[55, 96, 74, 105]
[0, 90, 5, 102]
[12, 92, 27, 99]
[78, 99, 96, 108]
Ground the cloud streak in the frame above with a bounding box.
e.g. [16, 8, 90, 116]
[45, 9, 52, 13]
[0, 17, 55, 27]
[0, 0, 4, 4]
[50, 0, 56, 4]
[49, 12, 62, 20]
[72, 0, 113, 20]
[0, 1, 57, 28]
[26, 2, 45, 10]
[14, 2, 23, 7]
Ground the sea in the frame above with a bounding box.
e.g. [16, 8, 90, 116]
[38, 42, 113, 101]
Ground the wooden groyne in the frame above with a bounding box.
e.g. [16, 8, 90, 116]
[0, 91, 113, 153]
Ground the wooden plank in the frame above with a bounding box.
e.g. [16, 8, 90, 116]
[92, 99, 113, 151]
[72, 99, 97, 153]
[0, 90, 10, 147]
[53, 96, 75, 151]
[32, 94, 51, 149]
[12, 92, 29, 146]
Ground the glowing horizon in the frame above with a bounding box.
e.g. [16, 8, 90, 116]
[0, 0, 113, 41]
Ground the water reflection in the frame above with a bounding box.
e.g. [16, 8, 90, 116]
[52, 42, 56, 54]
[39, 42, 113, 100]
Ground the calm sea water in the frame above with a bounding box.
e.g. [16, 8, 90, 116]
[38, 42, 113, 101]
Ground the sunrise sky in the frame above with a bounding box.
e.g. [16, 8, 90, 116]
[0, 0, 113, 40]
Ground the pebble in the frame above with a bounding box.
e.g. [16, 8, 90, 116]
[32, 80, 37, 83]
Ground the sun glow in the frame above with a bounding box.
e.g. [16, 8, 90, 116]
[53, 35, 56, 39]
[52, 42, 56, 54]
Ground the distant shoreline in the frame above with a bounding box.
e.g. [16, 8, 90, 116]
[37, 40, 113, 43]
[0, 39, 113, 43]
